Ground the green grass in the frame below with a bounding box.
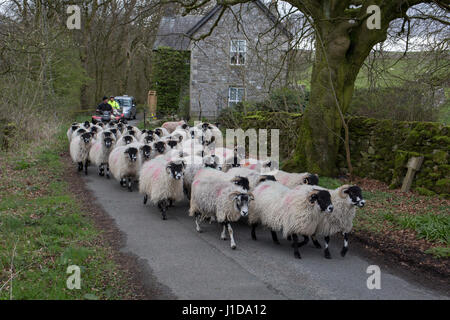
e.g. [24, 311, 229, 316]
[0, 126, 134, 299]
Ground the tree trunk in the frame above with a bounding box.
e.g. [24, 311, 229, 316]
[284, 24, 360, 176]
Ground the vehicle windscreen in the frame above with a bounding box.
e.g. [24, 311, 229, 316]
[116, 98, 132, 108]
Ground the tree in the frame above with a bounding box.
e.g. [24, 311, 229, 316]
[172, 0, 449, 176]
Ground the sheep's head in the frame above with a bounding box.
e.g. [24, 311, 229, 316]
[257, 175, 276, 186]
[141, 129, 147, 134]
[228, 191, 254, 217]
[71, 125, 79, 132]
[76, 128, 87, 136]
[126, 125, 133, 131]
[203, 155, 219, 169]
[103, 131, 113, 139]
[83, 121, 90, 128]
[81, 132, 92, 144]
[103, 137, 114, 148]
[140, 145, 152, 160]
[154, 141, 166, 154]
[165, 161, 185, 180]
[123, 135, 134, 145]
[302, 173, 319, 186]
[231, 176, 250, 191]
[90, 126, 98, 134]
[155, 128, 164, 137]
[124, 147, 138, 162]
[109, 128, 117, 136]
[308, 189, 333, 213]
[181, 123, 189, 130]
[127, 130, 136, 137]
[340, 185, 365, 207]
[144, 135, 155, 144]
[167, 139, 179, 149]
[97, 122, 104, 128]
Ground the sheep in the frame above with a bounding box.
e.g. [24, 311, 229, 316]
[139, 130, 160, 144]
[296, 184, 365, 259]
[211, 147, 242, 171]
[82, 121, 91, 129]
[70, 132, 93, 175]
[139, 157, 186, 220]
[150, 140, 168, 158]
[274, 170, 319, 188]
[242, 158, 278, 174]
[181, 138, 205, 157]
[162, 120, 186, 133]
[182, 154, 220, 199]
[67, 124, 80, 142]
[105, 128, 121, 140]
[249, 182, 333, 259]
[89, 124, 103, 139]
[71, 127, 87, 141]
[154, 127, 170, 138]
[225, 167, 276, 190]
[189, 176, 254, 249]
[116, 134, 137, 147]
[108, 145, 140, 191]
[88, 135, 116, 178]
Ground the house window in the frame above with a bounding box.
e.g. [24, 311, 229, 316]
[228, 87, 245, 107]
[230, 40, 246, 65]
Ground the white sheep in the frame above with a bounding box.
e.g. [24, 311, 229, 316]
[154, 127, 170, 138]
[150, 140, 168, 158]
[89, 135, 116, 178]
[295, 184, 365, 259]
[108, 145, 140, 191]
[189, 177, 254, 249]
[116, 134, 137, 147]
[67, 123, 80, 142]
[182, 154, 220, 199]
[274, 170, 319, 188]
[139, 157, 185, 220]
[249, 182, 333, 259]
[70, 132, 93, 175]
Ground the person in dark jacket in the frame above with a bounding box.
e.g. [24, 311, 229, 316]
[97, 96, 113, 114]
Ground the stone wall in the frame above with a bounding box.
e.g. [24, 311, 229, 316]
[189, 3, 290, 119]
[218, 112, 449, 197]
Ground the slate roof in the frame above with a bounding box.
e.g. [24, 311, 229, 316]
[153, 15, 202, 50]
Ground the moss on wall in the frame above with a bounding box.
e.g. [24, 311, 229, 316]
[218, 112, 449, 197]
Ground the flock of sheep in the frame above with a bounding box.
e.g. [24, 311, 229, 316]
[67, 119, 366, 260]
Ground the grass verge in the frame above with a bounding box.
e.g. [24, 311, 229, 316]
[0, 126, 137, 299]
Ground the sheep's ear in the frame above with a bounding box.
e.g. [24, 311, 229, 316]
[181, 160, 186, 169]
[178, 135, 183, 142]
[248, 192, 255, 201]
[228, 191, 240, 201]
[309, 193, 318, 204]
[165, 164, 172, 174]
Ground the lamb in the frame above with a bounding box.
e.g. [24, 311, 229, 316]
[116, 134, 137, 147]
[162, 120, 186, 133]
[70, 132, 93, 175]
[296, 184, 365, 259]
[249, 182, 333, 259]
[108, 145, 140, 191]
[88, 135, 116, 178]
[139, 158, 186, 220]
[189, 177, 254, 249]
[274, 170, 319, 188]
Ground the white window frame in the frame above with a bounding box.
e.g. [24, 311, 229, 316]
[228, 87, 245, 107]
[230, 39, 246, 65]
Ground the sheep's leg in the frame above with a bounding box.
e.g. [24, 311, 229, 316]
[143, 195, 148, 205]
[220, 223, 227, 240]
[324, 236, 331, 259]
[293, 235, 309, 248]
[194, 212, 202, 233]
[287, 235, 292, 241]
[78, 162, 83, 172]
[169, 199, 173, 207]
[227, 223, 236, 250]
[84, 159, 89, 175]
[292, 234, 301, 259]
[270, 230, 280, 245]
[106, 164, 110, 179]
[98, 165, 104, 176]
[251, 224, 258, 241]
[340, 232, 349, 257]
[120, 178, 125, 187]
[311, 235, 322, 249]
[183, 185, 191, 200]
[158, 199, 168, 220]
[127, 177, 132, 192]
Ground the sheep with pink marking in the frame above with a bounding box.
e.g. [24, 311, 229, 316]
[139, 157, 185, 220]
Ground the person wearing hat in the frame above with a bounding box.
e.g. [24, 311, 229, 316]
[108, 96, 121, 114]
[96, 96, 113, 114]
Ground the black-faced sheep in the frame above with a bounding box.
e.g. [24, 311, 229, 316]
[70, 132, 93, 175]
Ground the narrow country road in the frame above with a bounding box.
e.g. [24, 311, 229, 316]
[80, 118, 448, 300]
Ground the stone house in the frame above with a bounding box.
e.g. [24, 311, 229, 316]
[154, 1, 292, 119]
